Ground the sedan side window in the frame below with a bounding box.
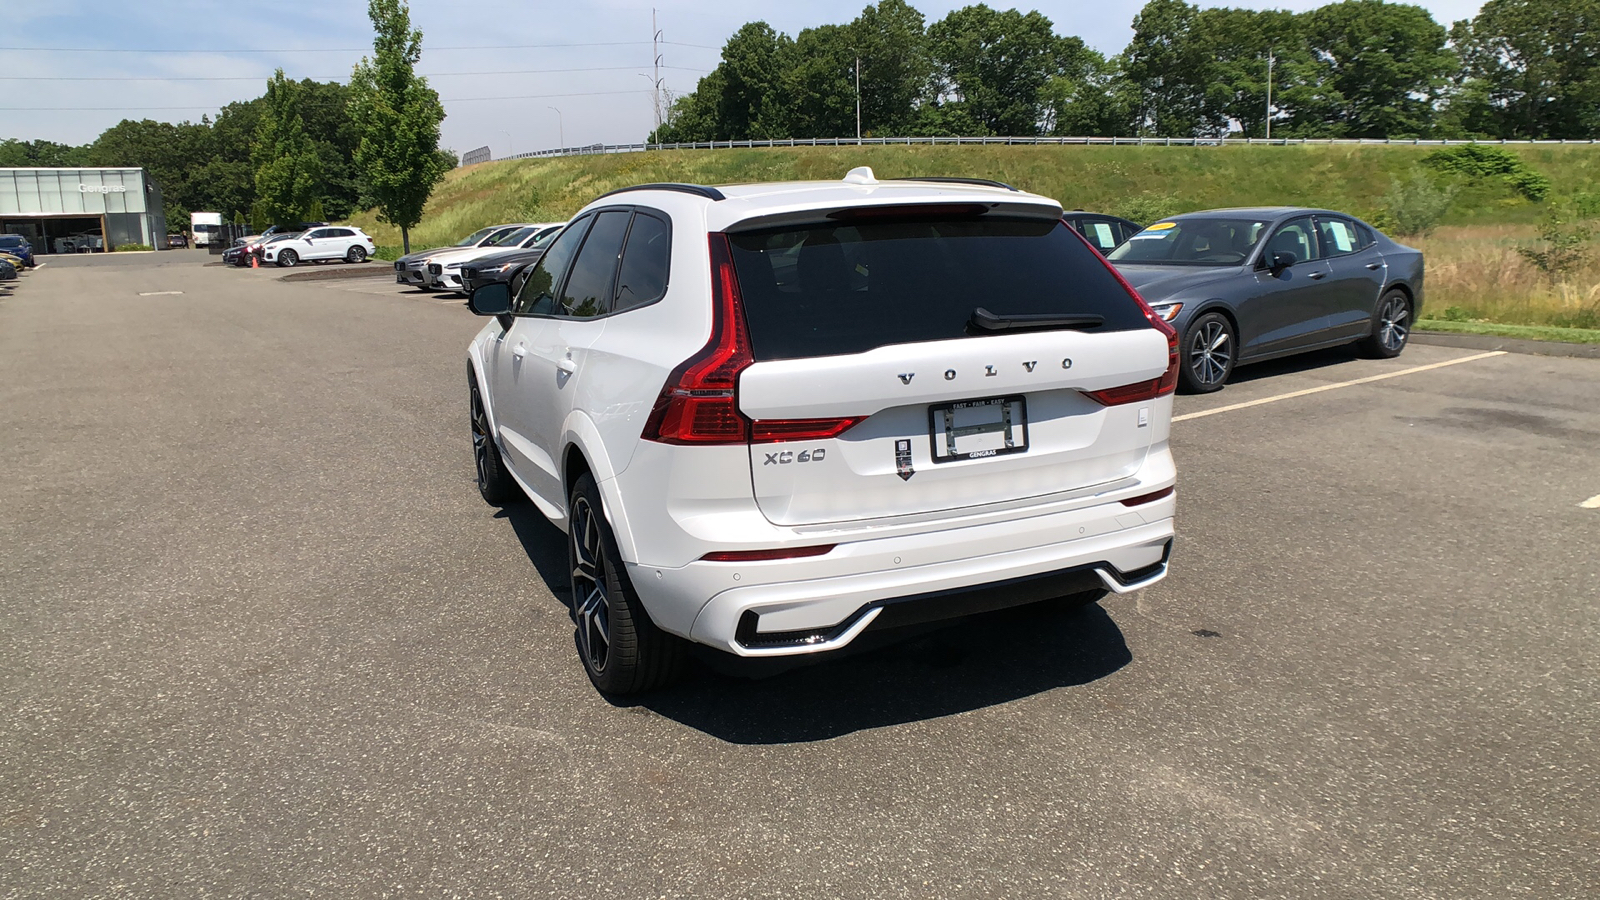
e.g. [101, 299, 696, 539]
[1315, 218, 1360, 257]
[557, 210, 632, 318]
[613, 212, 671, 313]
[513, 215, 591, 317]
[1264, 217, 1320, 266]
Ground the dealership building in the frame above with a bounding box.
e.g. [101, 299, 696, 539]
[0, 167, 167, 254]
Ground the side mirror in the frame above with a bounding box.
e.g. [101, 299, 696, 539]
[469, 282, 512, 316]
[1268, 250, 1296, 272]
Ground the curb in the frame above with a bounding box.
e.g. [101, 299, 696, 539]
[1411, 330, 1600, 360]
[276, 265, 390, 284]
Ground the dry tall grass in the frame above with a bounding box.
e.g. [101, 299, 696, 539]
[1410, 224, 1600, 328]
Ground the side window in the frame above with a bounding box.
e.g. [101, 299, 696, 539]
[513, 215, 592, 316]
[304, 228, 329, 240]
[1084, 220, 1119, 253]
[1265, 217, 1319, 266]
[1357, 223, 1377, 248]
[613, 212, 671, 313]
[1316, 218, 1359, 257]
[557, 210, 631, 318]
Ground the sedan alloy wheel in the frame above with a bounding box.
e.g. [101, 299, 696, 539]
[1180, 312, 1235, 393]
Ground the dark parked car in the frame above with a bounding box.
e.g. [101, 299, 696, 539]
[0, 234, 36, 268]
[0, 257, 16, 281]
[1106, 207, 1423, 393]
[1062, 212, 1140, 254]
[457, 224, 565, 294]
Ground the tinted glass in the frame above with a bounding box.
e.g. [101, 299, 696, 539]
[513, 216, 591, 316]
[728, 217, 1149, 362]
[481, 226, 522, 247]
[558, 211, 631, 318]
[496, 225, 540, 246]
[527, 226, 562, 248]
[613, 212, 671, 313]
[1357, 223, 1377, 248]
[0, 236, 25, 247]
[1316, 218, 1360, 257]
[1266, 217, 1320, 263]
[1079, 219, 1120, 253]
[455, 226, 499, 247]
[304, 229, 329, 240]
[1109, 218, 1269, 266]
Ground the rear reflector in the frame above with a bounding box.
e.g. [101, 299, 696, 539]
[750, 416, 867, 444]
[700, 544, 837, 562]
[1120, 486, 1175, 507]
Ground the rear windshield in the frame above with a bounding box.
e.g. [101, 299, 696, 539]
[727, 217, 1149, 361]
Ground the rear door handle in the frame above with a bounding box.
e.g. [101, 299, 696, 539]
[511, 344, 528, 359]
[1308, 271, 1326, 280]
[1366, 262, 1383, 270]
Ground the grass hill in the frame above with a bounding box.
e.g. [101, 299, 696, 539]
[347, 144, 1600, 336]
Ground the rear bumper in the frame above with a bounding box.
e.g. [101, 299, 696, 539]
[627, 492, 1175, 657]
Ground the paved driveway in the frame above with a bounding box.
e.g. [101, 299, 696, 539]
[3, 255, 1597, 898]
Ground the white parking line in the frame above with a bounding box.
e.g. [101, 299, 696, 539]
[1581, 494, 1600, 510]
[137, 291, 184, 296]
[1172, 351, 1508, 423]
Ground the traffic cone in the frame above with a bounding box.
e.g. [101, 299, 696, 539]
[251, 252, 258, 269]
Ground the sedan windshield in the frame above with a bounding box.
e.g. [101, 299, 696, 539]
[495, 226, 540, 246]
[454, 226, 500, 247]
[0, 236, 26, 248]
[1108, 218, 1270, 266]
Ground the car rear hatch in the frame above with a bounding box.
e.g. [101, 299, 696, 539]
[727, 210, 1175, 527]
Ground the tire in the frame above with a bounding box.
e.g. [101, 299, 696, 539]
[1356, 289, 1411, 359]
[568, 473, 685, 695]
[276, 249, 298, 268]
[1178, 311, 1236, 394]
[346, 246, 367, 264]
[470, 374, 521, 506]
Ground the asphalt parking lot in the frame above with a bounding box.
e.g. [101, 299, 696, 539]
[3, 252, 1597, 898]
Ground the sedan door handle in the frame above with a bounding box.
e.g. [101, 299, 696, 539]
[556, 357, 577, 374]
[511, 344, 528, 359]
[1366, 262, 1383, 270]
[1308, 271, 1326, 280]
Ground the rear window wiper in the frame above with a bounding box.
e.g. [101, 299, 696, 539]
[968, 307, 1104, 334]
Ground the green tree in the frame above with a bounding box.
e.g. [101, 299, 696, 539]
[1041, 40, 1119, 137]
[1293, 0, 1455, 137]
[252, 71, 323, 227]
[347, 0, 449, 253]
[785, 24, 856, 138]
[88, 118, 213, 227]
[850, 0, 934, 135]
[0, 139, 89, 167]
[1448, 0, 1600, 139]
[1118, 0, 1224, 136]
[927, 4, 1070, 135]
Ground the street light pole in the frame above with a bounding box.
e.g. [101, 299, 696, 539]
[1265, 49, 1274, 141]
[855, 56, 861, 144]
[500, 130, 513, 158]
[548, 106, 564, 150]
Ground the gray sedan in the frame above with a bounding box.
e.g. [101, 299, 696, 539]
[1106, 207, 1424, 393]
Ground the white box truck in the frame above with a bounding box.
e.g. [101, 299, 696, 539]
[190, 212, 224, 248]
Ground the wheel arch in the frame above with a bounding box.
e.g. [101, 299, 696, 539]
[560, 415, 637, 561]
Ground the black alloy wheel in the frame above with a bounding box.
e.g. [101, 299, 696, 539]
[346, 246, 367, 263]
[1356, 289, 1411, 359]
[1179, 312, 1236, 394]
[566, 473, 684, 694]
[469, 375, 520, 505]
[276, 249, 298, 268]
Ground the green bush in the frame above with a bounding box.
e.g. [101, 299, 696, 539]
[1422, 145, 1551, 201]
[1382, 171, 1458, 236]
[1570, 192, 1600, 219]
[112, 243, 154, 252]
[1515, 212, 1592, 282]
[1110, 192, 1183, 227]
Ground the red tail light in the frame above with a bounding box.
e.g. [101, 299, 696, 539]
[701, 544, 836, 562]
[1064, 222, 1180, 406]
[750, 417, 866, 444]
[641, 233, 755, 444]
[1120, 486, 1174, 507]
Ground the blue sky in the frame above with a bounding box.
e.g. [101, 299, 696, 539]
[2, 1, 1485, 154]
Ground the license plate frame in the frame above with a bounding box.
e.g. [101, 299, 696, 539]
[928, 395, 1029, 463]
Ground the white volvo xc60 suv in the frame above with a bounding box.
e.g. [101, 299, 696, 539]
[465, 168, 1179, 694]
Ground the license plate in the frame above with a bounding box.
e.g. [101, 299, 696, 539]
[929, 396, 1028, 463]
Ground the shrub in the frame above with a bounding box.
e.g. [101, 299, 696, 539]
[1570, 192, 1600, 219]
[1111, 192, 1183, 227]
[1382, 172, 1458, 237]
[112, 243, 154, 252]
[1422, 145, 1550, 201]
[1515, 212, 1592, 282]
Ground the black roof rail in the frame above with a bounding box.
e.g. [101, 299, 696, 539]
[897, 176, 1020, 192]
[593, 182, 726, 202]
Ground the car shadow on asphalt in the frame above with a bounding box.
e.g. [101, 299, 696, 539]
[1223, 345, 1362, 386]
[498, 504, 1132, 745]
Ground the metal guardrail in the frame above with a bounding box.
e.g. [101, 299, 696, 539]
[459, 135, 1600, 165]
